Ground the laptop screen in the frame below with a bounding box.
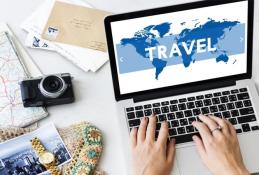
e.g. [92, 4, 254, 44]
[109, 1, 249, 96]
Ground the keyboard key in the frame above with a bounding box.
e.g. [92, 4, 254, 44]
[170, 100, 178, 104]
[126, 107, 134, 112]
[177, 127, 186, 134]
[222, 111, 231, 118]
[239, 88, 248, 92]
[222, 91, 230, 95]
[144, 104, 152, 109]
[153, 103, 160, 107]
[239, 107, 254, 115]
[186, 125, 195, 133]
[203, 99, 212, 106]
[210, 106, 218, 113]
[227, 103, 235, 110]
[229, 118, 237, 125]
[159, 114, 167, 122]
[179, 98, 187, 103]
[162, 101, 169, 106]
[214, 92, 221, 97]
[196, 95, 204, 100]
[237, 115, 257, 124]
[252, 126, 259, 131]
[212, 97, 220, 105]
[205, 94, 213, 98]
[176, 111, 184, 119]
[136, 111, 144, 118]
[170, 105, 178, 112]
[169, 128, 177, 136]
[153, 108, 161, 114]
[214, 112, 222, 118]
[195, 100, 203, 107]
[155, 131, 159, 139]
[220, 96, 229, 103]
[161, 106, 169, 113]
[236, 129, 242, 133]
[243, 100, 252, 107]
[188, 117, 196, 124]
[171, 133, 200, 144]
[180, 119, 188, 126]
[242, 123, 251, 132]
[201, 107, 210, 114]
[231, 89, 239, 94]
[235, 101, 243, 108]
[156, 123, 161, 130]
[171, 120, 179, 127]
[237, 93, 250, 100]
[231, 110, 239, 117]
[135, 106, 143, 110]
[167, 113, 175, 120]
[127, 112, 135, 119]
[218, 104, 227, 111]
[187, 102, 195, 109]
[178, 103, 187, 110]
[229, 95, 237, 102]
[184, 110, 193, 117]
[187, 97, 195, 101]
[193, 108, 201, 116]
[144, 109, 152, 116]
[129, 119, 140, 127]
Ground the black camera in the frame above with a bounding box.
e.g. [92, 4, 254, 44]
[20, 73, 75, 107]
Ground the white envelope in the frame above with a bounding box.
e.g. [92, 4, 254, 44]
[21, 0, 109, 72]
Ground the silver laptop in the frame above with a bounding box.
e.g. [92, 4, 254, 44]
[104, 0, 259, 174]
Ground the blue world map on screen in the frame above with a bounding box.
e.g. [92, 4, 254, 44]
[116, 18, 245, 80]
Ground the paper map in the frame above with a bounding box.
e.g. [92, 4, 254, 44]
[0, 32, 47, 127]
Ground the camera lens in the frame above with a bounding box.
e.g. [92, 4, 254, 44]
[42, 76, 62, 93]
[39, 75, 67, 98]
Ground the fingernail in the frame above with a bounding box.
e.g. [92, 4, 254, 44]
[192, 136, 196, 140]
[171, 138, 176, 144]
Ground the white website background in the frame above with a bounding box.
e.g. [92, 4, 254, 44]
[111, 1, 248, 95]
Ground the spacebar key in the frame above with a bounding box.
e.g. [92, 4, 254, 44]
[172, 133, 200, 144]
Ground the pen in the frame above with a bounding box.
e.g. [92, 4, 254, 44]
[4, 31, 31, 78]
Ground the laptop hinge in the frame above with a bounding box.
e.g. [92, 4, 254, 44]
[133, 80, 236, 103]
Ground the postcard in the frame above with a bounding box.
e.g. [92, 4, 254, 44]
[42, 1, 112, 52]
[0, 124, 71, 175]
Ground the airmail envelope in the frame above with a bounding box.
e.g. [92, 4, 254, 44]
[42, 1, 112, 52]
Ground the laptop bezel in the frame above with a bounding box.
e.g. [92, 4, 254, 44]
[104, 0, 254, 101]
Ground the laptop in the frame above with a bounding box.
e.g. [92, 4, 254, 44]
[104, 0, 259, 174]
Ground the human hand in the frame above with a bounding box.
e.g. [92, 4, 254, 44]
[130, 114, 176, 175]
[192, 115, 250, 175]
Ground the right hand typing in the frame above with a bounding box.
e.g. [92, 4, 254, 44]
[192, 115, 250, 175]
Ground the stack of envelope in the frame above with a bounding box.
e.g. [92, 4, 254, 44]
[21, 0, 109, 72]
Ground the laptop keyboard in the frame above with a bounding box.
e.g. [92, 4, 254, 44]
[125, 88, 259, 144]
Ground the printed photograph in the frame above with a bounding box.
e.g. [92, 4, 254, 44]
[0, 124, 71, 175]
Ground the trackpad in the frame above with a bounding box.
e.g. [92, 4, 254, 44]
[176, 146, 211, 175]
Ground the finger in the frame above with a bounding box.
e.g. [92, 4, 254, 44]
[192, 135, 207, 161]
[137, 117, 148, 142]
[210, 116, 230, 135]
[157, 121, 169, 146]
[130, 127, 137, 148]
[224, 118, 237, 136]
[167, 139, 176, 163]
[192, 121, 213, 146]
[199, 115, 221, 136]
[146, 114, 157, 142]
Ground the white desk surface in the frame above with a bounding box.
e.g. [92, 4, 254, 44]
[0, 0, 259, 174]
